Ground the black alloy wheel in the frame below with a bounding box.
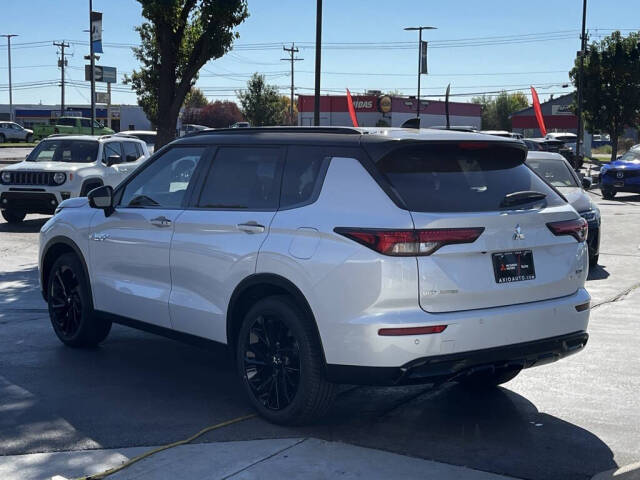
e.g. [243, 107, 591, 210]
[236, 296, 335, 425]
[47, 253, 111, 347]
[242, 314, 301, 411]
[49, 264, 83, 338]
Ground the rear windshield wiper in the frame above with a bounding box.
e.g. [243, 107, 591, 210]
[500, 190, 547, 208]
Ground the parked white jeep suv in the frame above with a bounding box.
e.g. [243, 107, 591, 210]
[38, 127, 590, 424]
[1, 134, 149, 223]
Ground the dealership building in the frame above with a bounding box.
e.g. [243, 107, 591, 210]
[297, 94, 482, 129]
[0, 104, 151, 132]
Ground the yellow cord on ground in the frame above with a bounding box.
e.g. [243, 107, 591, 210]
[74, 413, 256, 480]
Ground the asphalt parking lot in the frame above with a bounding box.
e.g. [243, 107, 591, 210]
[0, 190, 639, 480]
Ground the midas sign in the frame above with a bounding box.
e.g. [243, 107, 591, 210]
[352, 100, 373, 109]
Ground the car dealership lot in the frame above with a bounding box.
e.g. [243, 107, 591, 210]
[0, 191, 638, 480]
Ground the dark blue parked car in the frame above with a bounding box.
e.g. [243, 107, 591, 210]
[600, 149, 640, 199]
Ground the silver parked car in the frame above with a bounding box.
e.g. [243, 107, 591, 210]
[0, 121, 34, 143]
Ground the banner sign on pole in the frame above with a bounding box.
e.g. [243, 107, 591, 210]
[85, 65, 117, 83]
[91, 11, 103, 54]
[420, 41, 428, 74]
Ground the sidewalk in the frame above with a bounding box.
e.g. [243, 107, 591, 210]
[1, 438, 519, 480]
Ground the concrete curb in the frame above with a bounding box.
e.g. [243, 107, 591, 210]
[0, 438, 521, 480]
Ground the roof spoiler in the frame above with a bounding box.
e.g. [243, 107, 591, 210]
[401, 118, 421, 129]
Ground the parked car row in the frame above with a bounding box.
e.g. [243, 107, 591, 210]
[33, 127, 591, 424]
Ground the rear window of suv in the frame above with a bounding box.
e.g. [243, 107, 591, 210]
[375, 142, 564, 212]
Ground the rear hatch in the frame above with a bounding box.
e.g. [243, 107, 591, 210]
[374, 140, 586, 313]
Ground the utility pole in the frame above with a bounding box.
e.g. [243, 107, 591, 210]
[53, 41, 70, 115]
[404, 26, 437, 119]
[313, 0, 322, 126]
[89, 0, 96, 134]
[281, 43, 302, 126]
[576, 0, 588, 160]
[1, 34, 18, 122]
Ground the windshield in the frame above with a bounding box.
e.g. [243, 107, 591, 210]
[526, 157, 578, 187]
[618, 150, 640, 162]
[27, 139, 99, 163]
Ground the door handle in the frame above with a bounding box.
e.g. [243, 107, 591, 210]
[237, 222, 265, 234]
[150, 215, 172, 227]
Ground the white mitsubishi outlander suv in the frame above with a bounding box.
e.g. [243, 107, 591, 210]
[1, 134, 149, 223]
[38, 127, 590, 424]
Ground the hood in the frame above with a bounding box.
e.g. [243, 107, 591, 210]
[557, 186, 593, 213]
[57, 197, 89, 210]
[1, 161, 93, 172]
[605, 158, 640, 170]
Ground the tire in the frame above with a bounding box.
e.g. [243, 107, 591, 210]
[457, 366, 521, 389]
[589, 254, 599, 267]
[47, 253, 111, 348]
[601, 187, 616, 200]
[0, 133, 5, 143]
[2, 209, 26, 224]
[236, 295, 336, 425]
[25, 134, 33, 143]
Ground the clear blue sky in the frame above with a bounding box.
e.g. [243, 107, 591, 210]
[1, 0, 638, 107]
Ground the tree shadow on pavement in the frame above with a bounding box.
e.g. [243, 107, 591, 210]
[0, 318, 617, 480]
[0, 266, 44, 313]
[306, 382, 617, 480]
[0, 216, 48, 234]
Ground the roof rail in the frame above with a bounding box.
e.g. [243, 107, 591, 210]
[110, 133, 140, 140]
[191, 126, 362, 136]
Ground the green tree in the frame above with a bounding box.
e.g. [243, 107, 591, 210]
[570, 30, 640, 161]
[125, 0, 248, 148]
[183, 87, 209, 109]
[472, 91, 529, 130]
[237, 73, 287, 126]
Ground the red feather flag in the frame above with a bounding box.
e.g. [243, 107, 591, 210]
[530, 86, 547, 137]
[346, 88, 359, 127]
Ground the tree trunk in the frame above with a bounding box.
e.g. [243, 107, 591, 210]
[610, 122, 619, 163]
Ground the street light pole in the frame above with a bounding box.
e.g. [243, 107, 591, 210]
[89, 0, 96, 135]
[313, 0, 322, 126]
[404, 26, 436, 119]
[576, 0, 587, 159]
[1, 34, 18, 122]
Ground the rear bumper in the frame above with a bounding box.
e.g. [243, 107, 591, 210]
[327, 331, 588, 386]
[322, 287, 590, 379]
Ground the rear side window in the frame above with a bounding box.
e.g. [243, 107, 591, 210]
[57, 118, 76, 126]
[122, 142, 139, 162]
[376, 143, 563, 212]
[103, 142, 122, 163]
[80, 118, 91, 128]
[280, 146, 328, 209]
[197, 147, 283, 210]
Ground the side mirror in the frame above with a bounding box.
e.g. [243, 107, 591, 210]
[88, 185, 114, 216]
[582, 177, 592, 190]
[106, 154, 121, 167]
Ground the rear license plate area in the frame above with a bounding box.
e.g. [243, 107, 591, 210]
[492, 250, 536, 284]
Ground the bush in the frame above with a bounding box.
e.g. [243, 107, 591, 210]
[618, 137, 635, 154]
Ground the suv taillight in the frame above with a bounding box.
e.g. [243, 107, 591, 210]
[546, 218, 588, 242]
[334, 227, 484, 256]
